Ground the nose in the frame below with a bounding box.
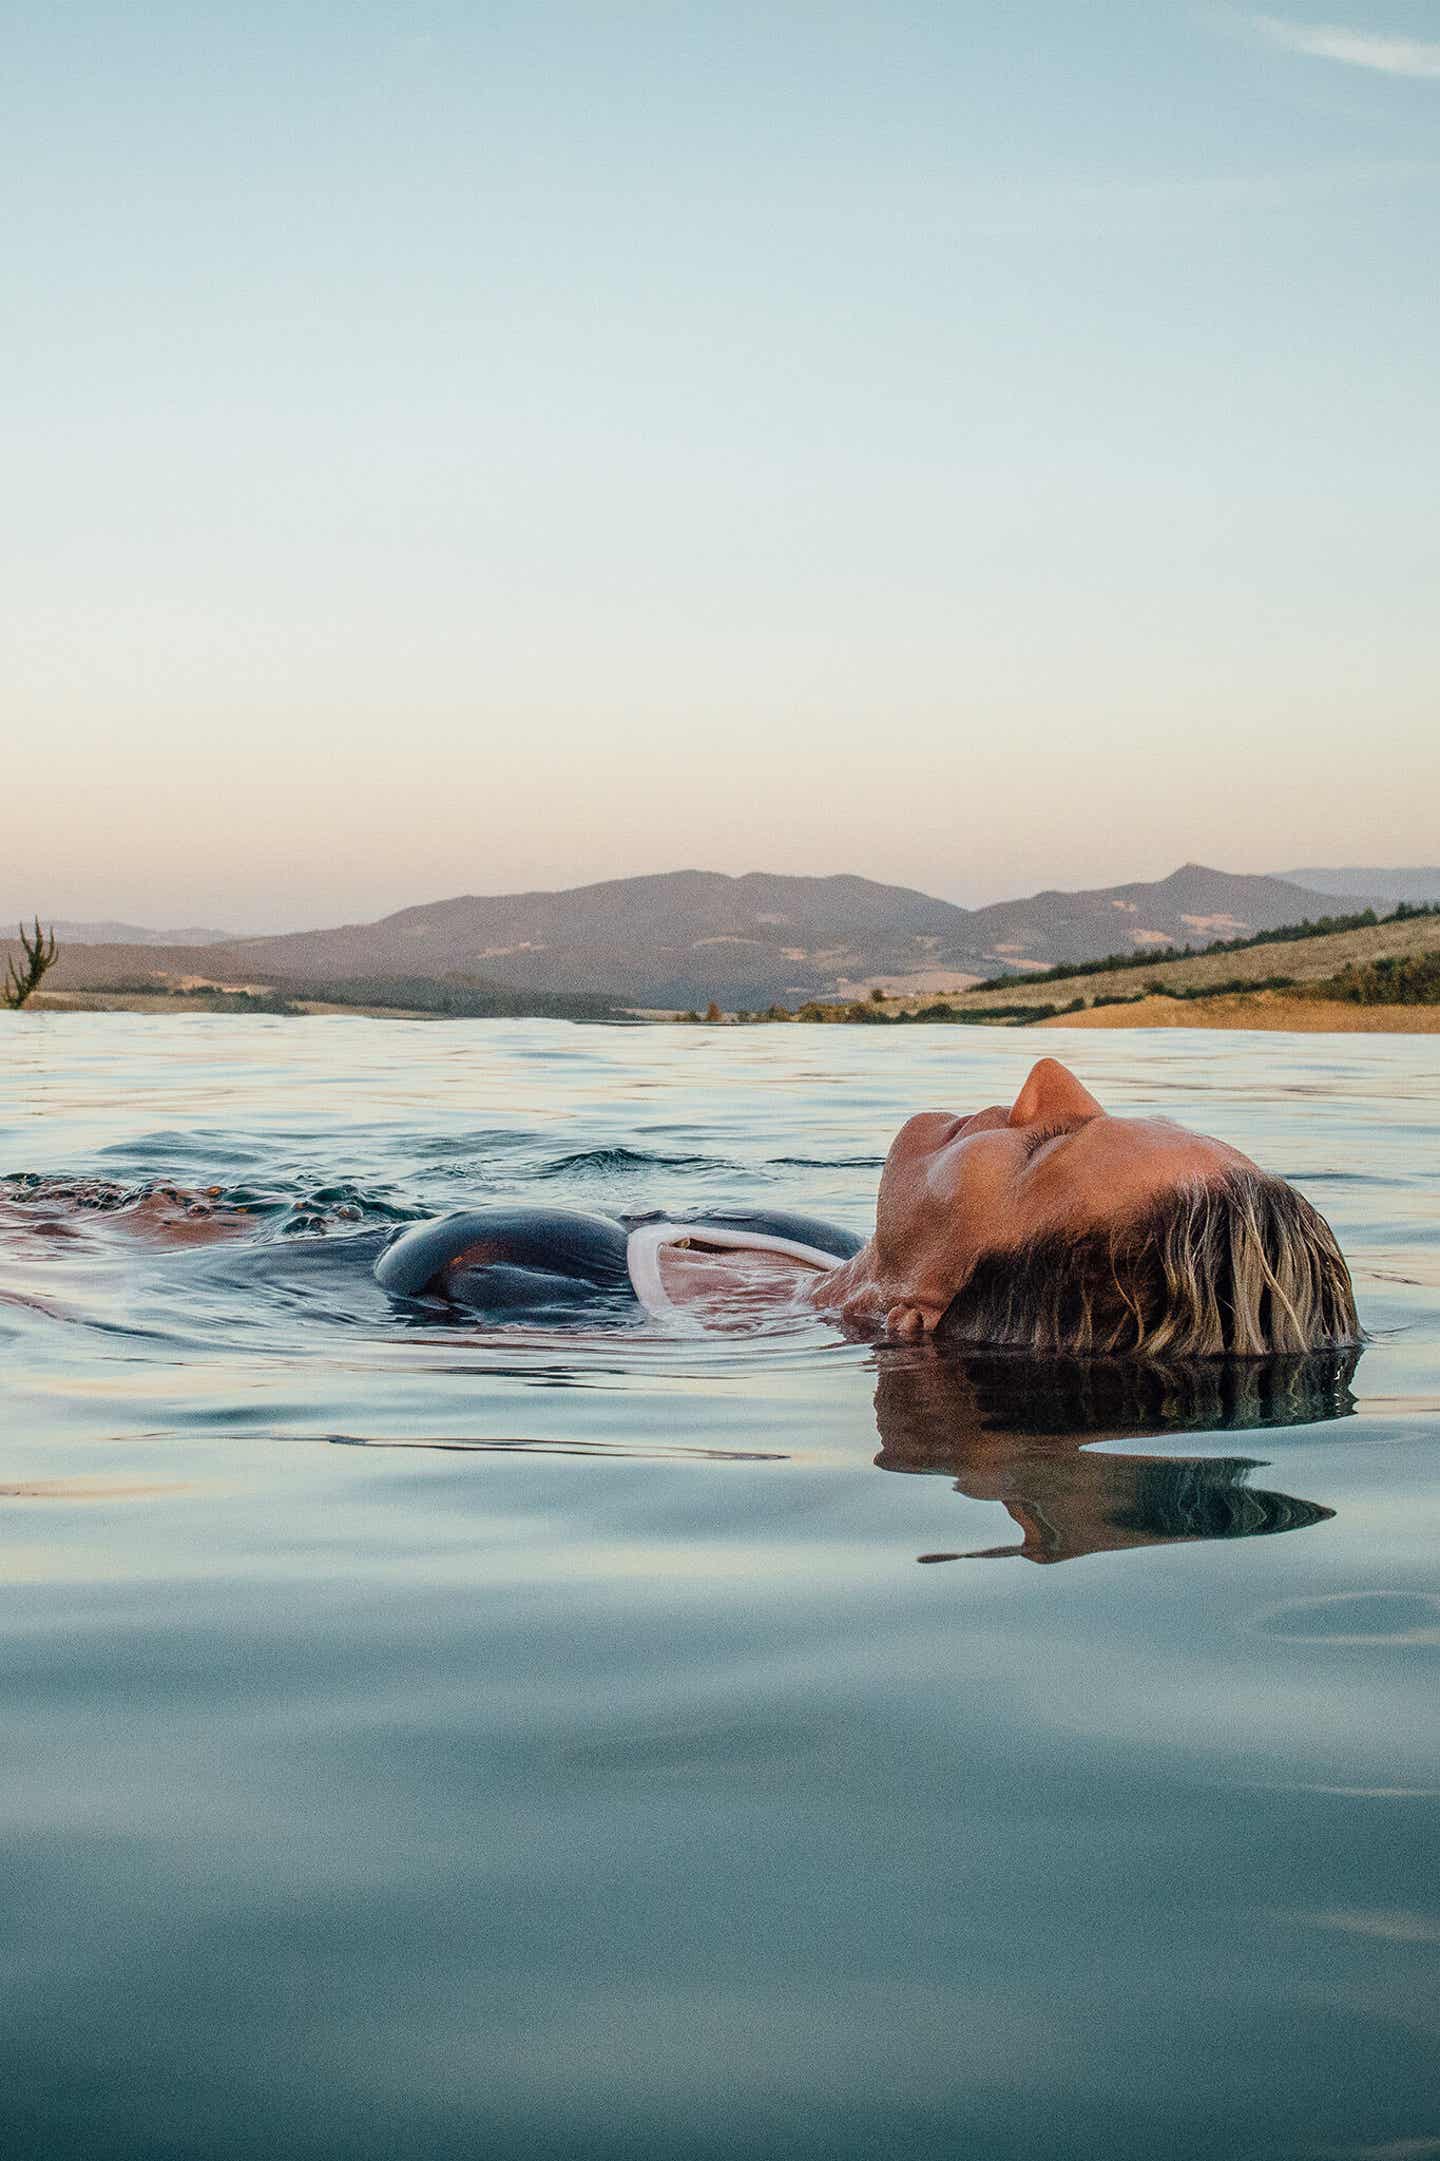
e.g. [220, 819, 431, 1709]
[1007, 1057, 1104, 1128]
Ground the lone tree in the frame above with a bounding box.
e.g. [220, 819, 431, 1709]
[4, 918, 59, 1009]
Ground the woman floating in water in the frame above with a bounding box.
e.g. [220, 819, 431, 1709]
[5, 1058, 1358, 1356]
[377, 1055, 1359, 1353]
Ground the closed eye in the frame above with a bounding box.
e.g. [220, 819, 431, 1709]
[1019, 1123, 1072, 1162]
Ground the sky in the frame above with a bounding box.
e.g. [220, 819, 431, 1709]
[4, 1, 1438, 931]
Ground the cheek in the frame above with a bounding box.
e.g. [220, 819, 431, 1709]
[876, 1152, 945, 1247]
[874, 1169, 919, 1245]
[877, 1135, 1019, 1256]
[926, 1141, 1016, 1247]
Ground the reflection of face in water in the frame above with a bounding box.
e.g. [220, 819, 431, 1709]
[871, 1348, 1358, 1565]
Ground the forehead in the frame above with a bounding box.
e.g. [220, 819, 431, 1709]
[900, 1109, 1245, 1207]
[1064, 1113, 1222, 1160]
[1022, 1113, 1245, 1214]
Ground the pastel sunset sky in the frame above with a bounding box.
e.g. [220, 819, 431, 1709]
[7, 2, 1437, 929]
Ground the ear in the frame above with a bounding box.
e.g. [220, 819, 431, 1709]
[1010, 1057, 1103, 1127]
[883, 1299, 942, 1342]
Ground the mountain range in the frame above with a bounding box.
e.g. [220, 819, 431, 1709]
[35, 862, 1387, 1011]
[42, 919, 237, 948]
[1276, 867, 1440, 908]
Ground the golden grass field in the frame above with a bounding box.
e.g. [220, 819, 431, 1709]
[1047, 992, 1440, 1033]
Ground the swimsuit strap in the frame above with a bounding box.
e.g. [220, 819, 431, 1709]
[625, 1219, 852, 1317]
[622, 1206, 864, 1260]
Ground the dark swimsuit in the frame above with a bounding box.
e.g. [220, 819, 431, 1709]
[373, 1205, 864, 1323]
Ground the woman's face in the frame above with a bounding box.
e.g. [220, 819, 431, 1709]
[873, 1056, 1251, 1328]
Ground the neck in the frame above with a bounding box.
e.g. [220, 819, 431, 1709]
[807, 1241, 956, 1341]
[809, 1241, 904, 1328]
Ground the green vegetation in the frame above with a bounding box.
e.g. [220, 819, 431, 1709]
[188, 989, 296, 1011]
[97, 980, 302, 1014]
[274, 974, 625, 1021]
[3, 918, 58, 1008]
[979, 900, 1440, 993]
[1083, 972, 1301, 1011]
[699, 949, 1440, 1026]
[189, 988, 301, 1016]
[1305, 952, 1440, 1006]
[77, 972, 625, 1022]
[684, 995, 1087, 1026]
[679, 900, 1440, 1027]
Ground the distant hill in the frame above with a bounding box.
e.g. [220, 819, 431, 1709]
[1274, 867, 1440, 907]
[947, 906, 1440, 1016]
[209, 870, 970, 1010]
[951, 863, 1357, 977]
[23, 864, 1367, 1013]
[173, 863, 1358, 1009]
[38, 920, 234, 947]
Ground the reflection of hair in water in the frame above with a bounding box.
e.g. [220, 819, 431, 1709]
[952, 1345, 1361, 1438]
[1108, 1457, 1333, 1541]
[872, 1346, 1354, 1564]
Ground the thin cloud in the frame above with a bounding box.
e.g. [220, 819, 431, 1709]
[1255, 16, 1440, 76]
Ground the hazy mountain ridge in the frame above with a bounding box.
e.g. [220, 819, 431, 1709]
[182, 864, 1370, 1008]
[1273, 867, 1440, 907]
[946, 863, 1358, 978]
[33, 920, 235, 948]
[210, 870, 970, 1009]
[21, 865, 1388, 1012]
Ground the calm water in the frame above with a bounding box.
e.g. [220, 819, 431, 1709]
[3, 1016, 1438, 2161]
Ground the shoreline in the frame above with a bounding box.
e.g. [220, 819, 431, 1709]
[16, 989, 1440, 1031]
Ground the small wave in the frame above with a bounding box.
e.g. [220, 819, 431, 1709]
[271, 1182, 419, 1237]
[321, 1434, 788, 1461]
[2, 1173, 147, 1213]
[1295, 1170, 1409, 1188]
[95, 1130, 267, 1167]
[535, 1147, 735, 1179]
[1, 1173, 301, 1228]
[770, 1155, 885, 1169]
[418, 1131, 542, 1161]
[1, 1171, 420, 1245]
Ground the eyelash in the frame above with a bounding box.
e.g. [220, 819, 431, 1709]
[1021, 1124, 1069, 1161]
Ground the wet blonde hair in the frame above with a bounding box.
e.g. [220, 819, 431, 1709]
[941, 1169, 1359, 1358]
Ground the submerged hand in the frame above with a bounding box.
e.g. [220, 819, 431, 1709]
[883, 1300, 938, 1342]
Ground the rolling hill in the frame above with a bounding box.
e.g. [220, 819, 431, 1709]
[945, 909, 1440, 1014]
[952, 863, 1361, 979]
[21, 864, 1377, 1012]
[220, 862, 1372, 1006]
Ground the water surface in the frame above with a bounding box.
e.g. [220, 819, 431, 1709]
[3, 1017, 1438, 2160]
